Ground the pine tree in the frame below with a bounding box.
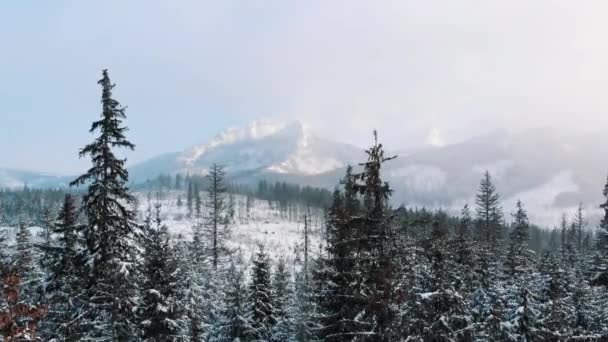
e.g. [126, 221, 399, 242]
[505, 201, 534, 278]
[45, 194, 84, 341]
[573, 203, 587, 252]
[212, 258, 251, 342]
[175, 174, 183, 190]
[475, 171, 503, 248]
[70, 69, 140, 340]
[139, 203, 183, 341]
[187, 182, 194, 218]
[248, 245, 275, 341]
[351, 131, 398, 341]
[592, 175, 608, 286]
[204, 164, 231, 271]
[453, 204, 475, 291]
[12, 222, 42, 306]
[271, 257, 294, 342]
[182, 215, 208, 340]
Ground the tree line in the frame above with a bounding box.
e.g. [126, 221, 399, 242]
[3, 70, 608, 341]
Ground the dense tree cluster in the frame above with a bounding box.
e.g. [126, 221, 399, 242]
[3, 70, 608, 341]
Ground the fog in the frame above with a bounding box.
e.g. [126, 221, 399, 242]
[1, 1, 608, 173]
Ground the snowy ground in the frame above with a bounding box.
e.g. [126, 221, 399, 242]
[135, 190, 324, 263]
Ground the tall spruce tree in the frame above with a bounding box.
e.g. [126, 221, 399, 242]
[187, 181, 194, 218]
[475, 171, 503, 248]
[204, 163, 231, 271]
[573, 203, 587, 252]
[351, 131, 397, 341]
[70, 69, 140, 340]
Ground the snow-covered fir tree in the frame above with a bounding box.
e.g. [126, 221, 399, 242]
[139, 203, 184, 341]
[248, 245, 275, 341]
[70, 69, 140, 340]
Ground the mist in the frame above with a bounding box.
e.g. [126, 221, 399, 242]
[2, 1, 608, 173]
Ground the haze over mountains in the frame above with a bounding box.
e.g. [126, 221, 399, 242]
[2, 121, 606, 226]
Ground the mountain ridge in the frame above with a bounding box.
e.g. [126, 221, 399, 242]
[2, 122, 606, 227]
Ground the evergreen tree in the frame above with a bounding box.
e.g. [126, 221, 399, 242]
[212, 258, 251, 342]
[187, 181, 194, 218]
[204, 164, 231, 271]
[475, 171, 503, 248]
[182, 215, 208, 340]
[351, 131, 398, 341]
[505, 200, 534, 278]
[175, 174, 183, 190]
[194, 182, 202, 219]
[573, 203, 587, 252]
[593, 174, 608, 286]
[13, 221, 42, 306]
[70, 69, 140, 340]
[45, 194, 84, 341]
[248, 245, 275, 341]
[139, 203, 183, 341]
[271, 257, 294, 342]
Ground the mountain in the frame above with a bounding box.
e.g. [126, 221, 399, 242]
[385, 127, 608, 225]
[3, 121, 606, 226]
[128, 120, 363, 186]
[0, 168, 72, 189]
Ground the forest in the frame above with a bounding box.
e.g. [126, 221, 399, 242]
[1, 70, 608, 341]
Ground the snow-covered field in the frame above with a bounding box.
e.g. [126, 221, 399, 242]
[135, 190, 324, 263]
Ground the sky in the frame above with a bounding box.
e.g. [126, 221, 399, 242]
[2, 1, 608, 174]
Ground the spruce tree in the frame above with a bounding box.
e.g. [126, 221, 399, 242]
[505, 200, 534, 278]
[271, 257, 294, 342]
[13, 221, 42, 306]
[70, 69, 140, 340]
[187, 182, 194, 218]
[212, 259, 251, 342]
[183, 214, 208, 340]
[248, 245, 275, 341]
[573, 203, 587, 252]
[139, 203, 183, 341]
[45, 194, 84, 341]
[204, 163, 231, 271]
[593, 175, 608, 286]
[475, 171, 503, 248]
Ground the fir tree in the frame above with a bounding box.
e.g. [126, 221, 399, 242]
[187, 181, 194, 218]
[351, 131, 398, 341]
[194, 182, 202, 219]
[212, 258, 251, 342]
[592, 174, 608, 286]
[248, 245, 275, 341]
[12, 221, 42, 305]
[505, 201, 534, 278]
[475, 171, 503, 248]
[139, 203, 183, 341]
[271, 257, 294, 342]
[45, 194, 84, 341]
[70, 69, 140, 340]
[204, 164, 231, 271]
[573, 203, 587, 252]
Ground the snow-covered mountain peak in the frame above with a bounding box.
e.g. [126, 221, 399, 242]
[180, 120, 295, 166]
[140, 119, 361, 178]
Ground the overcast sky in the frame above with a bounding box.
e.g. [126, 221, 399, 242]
[2, 1, 608, 174]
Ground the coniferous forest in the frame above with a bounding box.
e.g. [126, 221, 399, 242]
[3, 71, 608, 342]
